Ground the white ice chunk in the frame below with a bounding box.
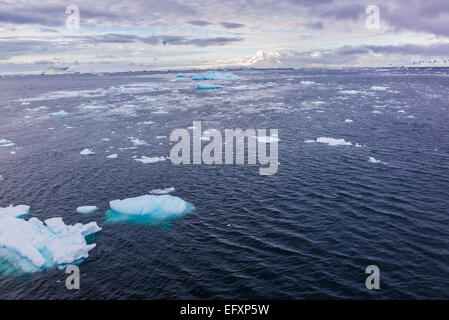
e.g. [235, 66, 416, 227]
[49, 110, 69, 117]
[344, 119, 353, 123]
[316, 137, 352, 146]
[76, 206, 98, 214]
[107, 154, 118, 159]
[368, 157, 386, 164]
[0, 139, 15, 148]
[370, 86, 389, 91]
[80, 148, 95, 156]
[192, 71, 239, 80]
[109, 194, 191, 219]
[135, 156, 167, 164]
[300, 81, 316, 85]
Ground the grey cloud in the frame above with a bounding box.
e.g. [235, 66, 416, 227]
[189, 20, 213, 26]
[219, 22, 245, 29]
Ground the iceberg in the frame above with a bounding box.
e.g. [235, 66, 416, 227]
[0, 208, 101, 273]
[192, 71, 239, 81]
[135, 156, 167, 164]
[197, 84, 223, 90]
[0, 205, 30, 218]
[150, 187, 175, 195]
[49, 110, 69, 117]
[107, 194, 194, 224]
[316, 137, 352, 146]
[76, 206, 98, 214]
[80, 148, 95, 156]
[0, 139, 15, 148]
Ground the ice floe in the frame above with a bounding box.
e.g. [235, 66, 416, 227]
[370, 86, 389, 91]
[150, 187, 175, 195]
[0, 139, 15, 148]
[197, 84, 223, 90]
[0, 175, 4, 181]
[80, 148, 95, 156]
[300, 81, 316, 85]
[129, 138, 148, 146]
[192, 71, 239, 80]
[0, 207, 101, 272]
[107, 154, 118, 159]
[134, 156, 167, 164]
[316, 137, 352, 146]
[339, 90, 361, 95]
[49, 110, 69, 117]
[76, 206, 98, 214]
[344, 119, 354, 123]
[107, 194, 194, 224]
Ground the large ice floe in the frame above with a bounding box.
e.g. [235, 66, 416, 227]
[192, 71, 239, 80]
[106, 194, 194, 225]
[0, 205, 101, 273]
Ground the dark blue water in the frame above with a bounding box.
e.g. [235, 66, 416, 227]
[0, 68, 448, 299]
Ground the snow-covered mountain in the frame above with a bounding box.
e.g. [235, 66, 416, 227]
[411, 57, 449, 67]
[208, 50, 297, 68]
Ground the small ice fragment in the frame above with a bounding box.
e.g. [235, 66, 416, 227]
[304, 140, 315, 143]
[107, 154, 118, 159]
[368, 157, 386, 164]
[80, 148, 95, 156]
[150, 187, 175, 195]
[0, 139, 15, 148]
[156, 136, 167, 139]
[300, 81, 316, 85]
[344, 119, 353, 123]
[316, 137, 351, 146]
[129, 138, 147, 146]
[49, 110, 69, 117]
[192, 71, 238, 80]
[197, 84, 223, 90]
[398, 110, 406, 113]
[76, 206, 98, 215]
[370, 86, 388, 91]
[135, 156, 167, 164]
[339, 90, 361, 95]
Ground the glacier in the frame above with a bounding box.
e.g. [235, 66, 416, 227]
[106, 194, 194, 224]
[0, 206, 101, 273]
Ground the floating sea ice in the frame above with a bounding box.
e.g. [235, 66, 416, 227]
[344, 119, 354, 123]
[339, 90, 361, 95]
[0, 205, 30, 218]
[150, 187, 175, 195]
[304, 140, 315, 143]
[107, 154, 118, 159]
[355, 143, 364, 148]
[76, 206, 98, 214]
[107, 194, 194, 224]
[197, 84, 223, 90]
[398, 110, 406, 113]
[368, 157, 386, 164]
[0, 139, 15, 148]
[370, 86, 389, 91]
[0, 175, 4, 181]
[135, 156, 167, 164]
[300, 81, 316, 85]
[129, 138, 148, 146]
[0, 209, 101, 272]
[156, 136, 167, 139]
[372, 110, 382, 114]
[316, 137, 352, 146]
[192, 71, 239, 80]
[175, 74, 185, 78]
[80, 148, 95, 156]
[49, 110, 69, 117]
[143, 121, 155, 125]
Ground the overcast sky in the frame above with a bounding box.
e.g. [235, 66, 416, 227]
[1, 0, 448, 73]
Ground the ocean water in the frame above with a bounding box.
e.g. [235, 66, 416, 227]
[0, 68, 448, 299]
